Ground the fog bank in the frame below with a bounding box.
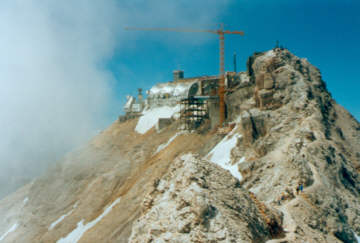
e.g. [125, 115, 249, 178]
[0, 0, 230, 198]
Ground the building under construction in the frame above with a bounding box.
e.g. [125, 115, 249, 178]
[121, 70, 250, 131]
[124, 25, 245, 129]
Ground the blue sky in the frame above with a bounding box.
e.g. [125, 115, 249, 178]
[110, 0, 360, 121]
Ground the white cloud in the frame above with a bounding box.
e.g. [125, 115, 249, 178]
[0, 0, 232, 198]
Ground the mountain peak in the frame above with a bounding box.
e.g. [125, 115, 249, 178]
[0, 49, 359, 243]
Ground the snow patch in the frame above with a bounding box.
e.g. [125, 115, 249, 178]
[49, 203, 78, 231]
[135, 105, 180, 134]
[23, 197, 28, 204]
[49, 211, 73, 231]
[57, 198, 121, 243]
[0, 223, 18, 241]
[238, 157, 246, 164]
[154, 132, 184, 155]
[353, 230, 360, 243]
[207, 131, 243, 181]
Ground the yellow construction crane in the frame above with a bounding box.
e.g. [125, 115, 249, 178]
[124, 25, 244, 127]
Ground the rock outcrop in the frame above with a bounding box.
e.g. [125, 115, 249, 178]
[228, 48, 360, 242]
[0, 48, 359, 243]
[129, 154, 282, 242]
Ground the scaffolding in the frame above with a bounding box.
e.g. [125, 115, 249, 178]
[180, 97, 209, 131]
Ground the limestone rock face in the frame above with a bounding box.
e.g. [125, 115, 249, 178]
[239, 109, 267, 145]
[0, 48, 359, 243]
[227, 48, 360, 242]
[129, 154, 276, 243]
[263, 73, 274, 90]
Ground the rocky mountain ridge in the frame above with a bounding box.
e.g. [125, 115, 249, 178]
[0, 48, 359, 242]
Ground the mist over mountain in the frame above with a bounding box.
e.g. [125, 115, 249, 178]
[0, 0, 229, 199]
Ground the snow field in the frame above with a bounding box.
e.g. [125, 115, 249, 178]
[207, 128, 245, 181]
[135, 105, 180, 134]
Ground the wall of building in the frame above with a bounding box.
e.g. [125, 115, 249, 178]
[208, 98, 220, 128]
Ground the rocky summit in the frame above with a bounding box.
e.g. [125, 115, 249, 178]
[0, 48, 359, 243]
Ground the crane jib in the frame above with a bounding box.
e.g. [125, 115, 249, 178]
[124, 26, 245, 127]
[124, 27, 244, 36]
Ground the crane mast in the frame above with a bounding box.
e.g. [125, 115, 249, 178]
[125, 25, 244, 127]
[219, 26, 226, 127]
